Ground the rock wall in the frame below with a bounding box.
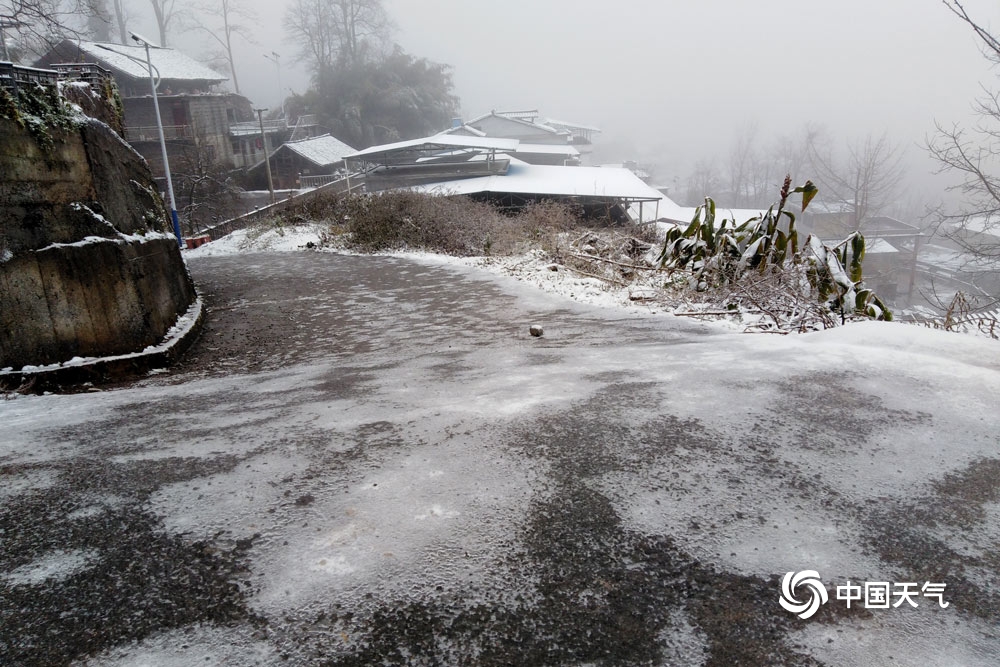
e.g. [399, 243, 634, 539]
[0, 113, 196, 370]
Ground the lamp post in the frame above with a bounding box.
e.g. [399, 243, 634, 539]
[256, 107, 275, 204]
[131, 32, 183, 248]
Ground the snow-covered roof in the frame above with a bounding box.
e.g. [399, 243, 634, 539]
[441, 124, 487, 137]
[284, 134, 356, 166]
[631, 194, 772, 226]
[466, 111, 566, 136]
[73, 41, 227, 83]
[956, 214, 1000, 237]
[516, 143, 579, 156]
[544, 117, 602, 133]
[601, 163, 650, 179]
[412, 163, 662, 201]
[344, 134, 520, 161]
[861, 238, 899, 254]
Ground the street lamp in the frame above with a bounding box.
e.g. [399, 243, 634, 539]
[255, 107, 276, 204]
[130, 32, 183, 248]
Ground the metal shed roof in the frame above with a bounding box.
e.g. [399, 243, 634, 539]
[413, 163, 662, 202]
[344, 134, 520, 162]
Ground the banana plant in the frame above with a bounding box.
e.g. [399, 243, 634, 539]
[655, 176, 892, 324]
[804, 233, 893, 322]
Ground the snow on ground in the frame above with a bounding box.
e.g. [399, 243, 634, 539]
[84, 624, 278, 667]
[2, 549, 99, 587]
[6, 230, 998, 664]
[184, 223, 325, 257]
[185, 225, 679, 322]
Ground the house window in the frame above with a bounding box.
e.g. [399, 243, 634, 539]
[227, 108, 236, 123]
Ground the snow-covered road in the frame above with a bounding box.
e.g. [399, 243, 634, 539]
[2, 250, 999, 666]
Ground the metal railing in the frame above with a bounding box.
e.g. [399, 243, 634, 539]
[299, 173, 344, 188]
[229, 118, 287, 136]
[50, 62, 114, 88]
[0, 61, 60, 94]
[195, 174, 362, 240]
[126, 124, 193, 141]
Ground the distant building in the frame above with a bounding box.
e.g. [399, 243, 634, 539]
[465, 110, 570, 146]
[447, 109, 600, 164]
[344, 133, 660, 222]
[37, 40, 256, 177]
[35, 40, 321, 179]
[247, 133, 356, 190]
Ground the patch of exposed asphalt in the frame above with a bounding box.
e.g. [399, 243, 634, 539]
[0, 453, 260, 666]
[152, 253, 698, 387]
[770, 373, 932, 453]
[862, 457, 1000, 624]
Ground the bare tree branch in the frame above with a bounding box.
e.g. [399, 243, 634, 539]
[807, 127, 905, 229]
[283, 0, 390, 75]
[189, 0, 256, 94]
[929, 2, 1000, 291]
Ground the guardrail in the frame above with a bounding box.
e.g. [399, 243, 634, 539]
[0, 61, 60, 94]
[126, 125, 192, 141]
[229, 119, 288, 136]
[299, 173, 345, 188]
[50, 62, 114, 88]
[194, 174, 363, 241]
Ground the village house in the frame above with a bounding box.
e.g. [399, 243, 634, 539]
[458, 109, 601, 163]
[37, 41, 250, 177]
[344, 131, 661, 222]
[246, 133, 356, 190]
[35, 40, 323, 181]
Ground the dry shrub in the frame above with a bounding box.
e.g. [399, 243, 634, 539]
[317, 192, 593, 256]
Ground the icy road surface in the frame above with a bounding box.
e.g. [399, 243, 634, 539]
[2, 251, 1000, 666]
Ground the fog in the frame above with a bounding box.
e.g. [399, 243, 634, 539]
[144, 0, 1000, 206]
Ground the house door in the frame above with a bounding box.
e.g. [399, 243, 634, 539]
[171, 102, 188, 131]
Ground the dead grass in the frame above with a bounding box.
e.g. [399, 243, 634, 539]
[295, 191, 654, 257]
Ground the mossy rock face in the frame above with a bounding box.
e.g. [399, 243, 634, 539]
[8, 83, 79, 152]
[0, 88, 19, 125]
[61, 79, 126, 136]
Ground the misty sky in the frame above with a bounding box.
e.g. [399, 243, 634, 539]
[151, 0, 1000, 198]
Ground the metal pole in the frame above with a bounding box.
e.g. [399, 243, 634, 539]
[263, 52, 282, 118]
[256, 107, 275, 204]
[141, 40, 183, 247]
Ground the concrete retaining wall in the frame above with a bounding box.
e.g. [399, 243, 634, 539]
[0, 237, 194, 369]
[0, 111, 196, 372]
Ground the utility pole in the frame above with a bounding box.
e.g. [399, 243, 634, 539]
[262, 51, 283, 118]
[256, 108, 275, 204]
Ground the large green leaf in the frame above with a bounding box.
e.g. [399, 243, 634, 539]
[793, 180, 819, 212]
